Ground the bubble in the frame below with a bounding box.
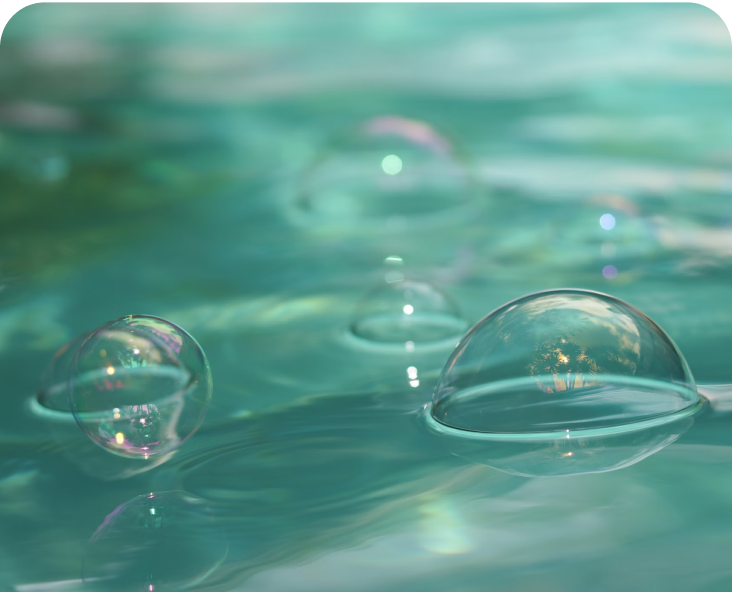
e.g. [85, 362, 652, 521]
[32, 332, 179, 479]
[83, 491, 227, 591]
[291, 116, 476, 229]
[68, 315, 212, 459]
[349, 279, 468, 350]
[431, 289, 700, 435]
[600, 213, 616, 230]
[602, 264, 618, 279]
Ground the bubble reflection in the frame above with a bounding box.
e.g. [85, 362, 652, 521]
[83, 491, 227, 592]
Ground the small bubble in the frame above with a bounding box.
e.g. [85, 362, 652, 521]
[349, 279, 467, 347]
[602, 265, 618, 279]
[600, 213, 616, 230]
[381, 154, 403, 175]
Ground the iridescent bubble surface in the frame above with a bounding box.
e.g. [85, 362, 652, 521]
[68, 315, 212, 458]
[32, 331, 177, 479]
[431, 289, 699, 435]
[83, 491, 227, 591]
[349, 278, 468, 348]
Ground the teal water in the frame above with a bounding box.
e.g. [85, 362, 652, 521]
[2, 4, 732, 590]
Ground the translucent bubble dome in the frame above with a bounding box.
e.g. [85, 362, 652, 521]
[431, 289, 699, 435]
[69, 315, 212, 458]
[349, 279, 468, 348]
[294, 116, 475, 227]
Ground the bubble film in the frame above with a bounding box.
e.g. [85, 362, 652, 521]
[69, 315, 212, 458]
[294, 116, 475, 227]
[350, 278, 467, 347]
[431, 289, 699, 435]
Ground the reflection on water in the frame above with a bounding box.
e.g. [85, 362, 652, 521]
[2, 3, 732, 591]
[83, 491, 227, 592]
[423, 404, 698, 477]
[149, 387, 516, 585]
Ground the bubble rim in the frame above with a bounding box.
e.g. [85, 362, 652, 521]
[420, 395, 705, 442]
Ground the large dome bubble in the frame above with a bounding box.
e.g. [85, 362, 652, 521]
[431, 289, 699, 435]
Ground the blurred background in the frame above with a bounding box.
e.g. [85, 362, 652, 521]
[1, 4, 732, 590]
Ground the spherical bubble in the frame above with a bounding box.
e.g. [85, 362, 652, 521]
[292, 116, 476, 229]
[349, 278, 468, 350]
[83, 491, 227, 591]
[431, 289, 699, 435]
[69, 315, 212, 459]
